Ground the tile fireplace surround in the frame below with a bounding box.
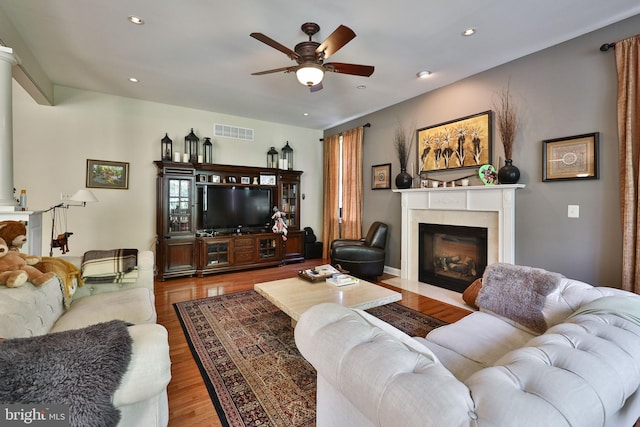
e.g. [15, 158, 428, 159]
[392, 185, 525, 295]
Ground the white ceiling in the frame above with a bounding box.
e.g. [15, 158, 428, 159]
[1, 1, 639, 130]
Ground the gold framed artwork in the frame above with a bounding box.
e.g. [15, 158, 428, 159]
[86, 159, 129, 189]
[371, 163, 391, 190]
[542, 132, 599, 181]
[417, 111, 492, 173]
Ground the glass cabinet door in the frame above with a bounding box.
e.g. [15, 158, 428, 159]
[206, 240, 229, 266]
[281, 182, 297, 229]
[167, 177, 193, 235]
[258, 237, 278, 260]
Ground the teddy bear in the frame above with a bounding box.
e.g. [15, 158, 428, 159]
[0, 220, 28, 251]
[0, 237, 55, 288]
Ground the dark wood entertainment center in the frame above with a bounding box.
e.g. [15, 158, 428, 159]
[155, 161, 304, 280]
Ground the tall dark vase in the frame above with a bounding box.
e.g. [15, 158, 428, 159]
[395, 168, 413, 189]
[498, 159, 520, 184]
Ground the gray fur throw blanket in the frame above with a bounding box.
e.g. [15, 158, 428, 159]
[476, 263, 564, 333]
[0, 320, 132, 427]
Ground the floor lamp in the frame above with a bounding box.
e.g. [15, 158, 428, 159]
[45, 189, 98, 256]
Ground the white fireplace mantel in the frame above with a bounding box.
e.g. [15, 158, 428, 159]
[393, 184, 524, 281]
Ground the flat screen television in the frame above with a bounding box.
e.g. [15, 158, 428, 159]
[201, 186, 272, 230]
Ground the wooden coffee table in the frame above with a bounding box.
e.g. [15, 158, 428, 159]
[254, 276, 402, 324]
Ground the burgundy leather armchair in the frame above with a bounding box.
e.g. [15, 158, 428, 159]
[330, 222, 388, 278]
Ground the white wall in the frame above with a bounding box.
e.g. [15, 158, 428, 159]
[11, 83, 323, 257]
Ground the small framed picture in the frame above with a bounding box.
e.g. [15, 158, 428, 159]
[198, 174, 208, 182]
[371, 163, 391, 190]
[240, 176, 250, 184]
[227, 176, 237, 183]
[542, 132, 599, 181]
[86, 159, 129, 189]
[210, 174, 220, 183]
[260, 174, 276, 186]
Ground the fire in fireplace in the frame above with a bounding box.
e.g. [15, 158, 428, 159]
[419, 223, 488, 293]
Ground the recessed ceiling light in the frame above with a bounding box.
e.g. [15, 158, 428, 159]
[356, 85, 366, 89]
[128, 15, 144, 25]
[462, 28, 476, 36]
[303, 112, 309, 116]
[416, 70, 432, 79]
[128, 77, 139, 83]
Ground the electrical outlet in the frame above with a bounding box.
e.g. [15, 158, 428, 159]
[60, 192, 72, 201]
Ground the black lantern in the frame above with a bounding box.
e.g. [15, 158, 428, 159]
[185, 128, 199, 163]
[203, 137, 213, 164]
[281, 141, 293, 170]
[161, 133, 172, 161]
[267, 146, 278, 168]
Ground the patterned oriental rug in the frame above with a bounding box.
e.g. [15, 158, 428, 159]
[174, 289, 448, 427]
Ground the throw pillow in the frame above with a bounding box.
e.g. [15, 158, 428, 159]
[462, 278, 482, 310]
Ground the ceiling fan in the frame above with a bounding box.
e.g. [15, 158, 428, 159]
[250, 22, 374, 92]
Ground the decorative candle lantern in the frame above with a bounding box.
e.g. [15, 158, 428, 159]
[203, 137, 213, 164]
[161, 133, 173, 161]
[267, 146, 279, 168]
[281, 141, 293, 170]
[184, 128, 199, 163]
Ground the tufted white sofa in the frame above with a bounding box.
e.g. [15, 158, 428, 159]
[0, 250, 171, 427]
[295, 263, 640, 427]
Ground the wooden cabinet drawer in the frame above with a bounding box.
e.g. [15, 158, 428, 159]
[234, 249, 255, 264]
[234, 238, 254, 248]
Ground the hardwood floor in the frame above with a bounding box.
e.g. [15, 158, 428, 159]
[155, 259, 471, 427]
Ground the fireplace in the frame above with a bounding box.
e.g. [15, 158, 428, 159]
[419, 223, 487, 292]
[394, 185, 523, 296]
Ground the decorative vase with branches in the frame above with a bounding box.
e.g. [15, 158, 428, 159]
[494, 84, 521, 184]
[394, 123, 415, 189]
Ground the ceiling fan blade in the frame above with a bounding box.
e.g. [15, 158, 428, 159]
[316, 25, 356, 59]
[251, 66, 296, 76]
[250, 32, 300, 60]
[309, 82, 323, 93]
[324, 62, 374, 77]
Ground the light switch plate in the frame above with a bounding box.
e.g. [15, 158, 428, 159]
[568, 205, 579, 218]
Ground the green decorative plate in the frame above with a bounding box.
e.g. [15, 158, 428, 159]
[478, 164, 498, 185]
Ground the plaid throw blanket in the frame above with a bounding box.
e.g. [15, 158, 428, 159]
[82, 249, 138, 284]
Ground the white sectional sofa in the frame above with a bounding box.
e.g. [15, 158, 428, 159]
[0, 250, 171, 427]
[295, 263, 640, 427]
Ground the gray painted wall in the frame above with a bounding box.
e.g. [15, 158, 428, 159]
[325, 14, 640, 287]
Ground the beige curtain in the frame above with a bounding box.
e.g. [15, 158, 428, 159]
[616, 35, 640, 293]
[322, 134, 341, 259]
[341, 127, 364, 240]
[321, 127, 364, 258]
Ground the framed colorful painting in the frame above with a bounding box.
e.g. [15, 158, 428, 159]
[417, 111, 493, 173]
[86, 159, 129, 189]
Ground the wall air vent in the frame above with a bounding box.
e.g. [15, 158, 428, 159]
[214, 124, 254, 141]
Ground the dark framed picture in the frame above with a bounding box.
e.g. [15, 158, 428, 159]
[371, 163, 391, 190]
[86, 159, 129, 189]
[542, 132, 599, 181]
[417, 111, 492, 173]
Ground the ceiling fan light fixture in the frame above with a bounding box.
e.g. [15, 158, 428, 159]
[296, 64, 324, 87]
